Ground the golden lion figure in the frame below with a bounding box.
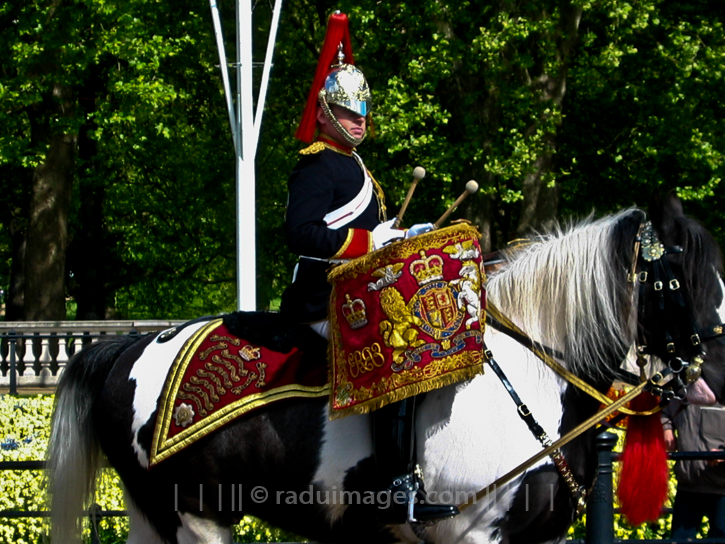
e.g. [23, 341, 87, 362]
[378, 286, 426, 364]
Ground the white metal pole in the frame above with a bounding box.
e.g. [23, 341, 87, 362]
[237, 0, 256, 310]
[209, 0, 238, 155]
[252, 0, 283, 149]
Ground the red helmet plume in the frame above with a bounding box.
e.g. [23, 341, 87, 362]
[295, 11, 356, 144]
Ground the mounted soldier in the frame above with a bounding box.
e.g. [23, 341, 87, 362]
[280, 10, 460, 525]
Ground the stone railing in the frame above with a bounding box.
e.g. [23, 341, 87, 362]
[0, 320, 184, 392]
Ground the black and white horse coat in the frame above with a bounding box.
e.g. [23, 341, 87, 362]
[48, 197, 725, 544]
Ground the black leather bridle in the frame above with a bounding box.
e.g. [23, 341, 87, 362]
[632, 221, 725, 400]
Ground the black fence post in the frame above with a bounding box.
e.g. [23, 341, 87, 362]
[586, 431, 618, 544]
[8, 331, 17, 395]
[89, 503, 101, 544]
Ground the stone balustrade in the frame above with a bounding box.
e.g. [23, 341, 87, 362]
[0, 320, 184, 391]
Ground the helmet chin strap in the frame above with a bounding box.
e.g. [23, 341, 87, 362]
[318, 93, 366, 147]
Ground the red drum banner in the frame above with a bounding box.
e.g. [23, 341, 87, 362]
[328, 223, 486, 419]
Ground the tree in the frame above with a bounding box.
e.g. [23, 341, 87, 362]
[1, 0, 722, 320]
[0, 1, 81, 320]
[558, 0, 725, 246]
[0, 0, 238, 320]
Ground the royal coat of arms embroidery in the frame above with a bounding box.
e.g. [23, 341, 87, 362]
[328, 223, 486, 418]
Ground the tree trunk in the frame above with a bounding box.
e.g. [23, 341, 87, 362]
[6, 223, 27, 321]
[516, 139, 560, 237]
[23, 83, 76, 321]
[71, 182, 107, 320]
[70, 66, 108, 320]
[514, 1, 582, 238]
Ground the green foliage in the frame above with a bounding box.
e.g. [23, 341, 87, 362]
[0, 0, 238, 319]
[0, 395, 128, 542]
[337, 0, 573, 237]
[0, 394, 301, 543]
[0, 0, 723, 316]
[0, 395, 53, 544]
[559, 0, 725, 244]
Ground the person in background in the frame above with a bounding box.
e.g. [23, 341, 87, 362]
[662, 400, 725, 540]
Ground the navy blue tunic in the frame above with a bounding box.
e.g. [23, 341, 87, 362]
[281, 146, 384, 323]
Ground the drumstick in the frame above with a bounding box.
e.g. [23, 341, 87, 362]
[434, 180, 479, 228]
[393, 166, 426, 228]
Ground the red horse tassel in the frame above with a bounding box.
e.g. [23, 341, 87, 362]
[616, 391, 669, 526]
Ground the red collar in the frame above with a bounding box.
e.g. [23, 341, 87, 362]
[317, 134, 355, 156]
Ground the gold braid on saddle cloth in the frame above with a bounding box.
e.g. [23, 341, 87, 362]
[149, 318, 329, 465]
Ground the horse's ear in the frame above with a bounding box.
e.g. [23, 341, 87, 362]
[649, 189, 684, 230]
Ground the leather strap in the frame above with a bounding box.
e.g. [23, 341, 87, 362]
[486, 302, 660, 416]
[457, 376, 662, 512]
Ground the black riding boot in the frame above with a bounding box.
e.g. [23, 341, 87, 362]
[371, 396, 460, 524]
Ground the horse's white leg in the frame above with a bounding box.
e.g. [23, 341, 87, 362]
[125, 493, 232, 544]
[313, 412, 373, 523]
[176, 512, 232, 544]
[125, 496, 166, 544]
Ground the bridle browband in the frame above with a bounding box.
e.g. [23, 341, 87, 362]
[457, 215, 725, 513]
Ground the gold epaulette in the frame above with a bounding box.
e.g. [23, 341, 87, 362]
[300, 141, 326, 155]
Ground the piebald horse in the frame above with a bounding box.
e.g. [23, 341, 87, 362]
[47, 194, 725, 544]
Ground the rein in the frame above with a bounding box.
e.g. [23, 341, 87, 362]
[456, 375, 665, 512]
[458, 216, 724, 513]
[486, 303, 660, 417]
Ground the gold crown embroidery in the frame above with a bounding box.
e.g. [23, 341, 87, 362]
[240, 344, 261, 362]
[410, 250, 444, 285]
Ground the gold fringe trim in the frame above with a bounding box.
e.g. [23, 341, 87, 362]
[326, 222, 485, 420]
[328, 364, 483, 420]
[328, 223, 482, 285]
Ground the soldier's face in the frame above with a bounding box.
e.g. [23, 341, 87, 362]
[317, 105, 366, 146]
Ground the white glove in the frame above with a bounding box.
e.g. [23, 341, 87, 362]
[405, 223, 435, 238]
[372, 219, 404, 249]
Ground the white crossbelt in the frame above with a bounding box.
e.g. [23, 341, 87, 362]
[322, 151, 374, 230]
[293, 152, 374, 282]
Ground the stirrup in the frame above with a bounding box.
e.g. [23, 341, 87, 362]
[386, 472, 460, 525]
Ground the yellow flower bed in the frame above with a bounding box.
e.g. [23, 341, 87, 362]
[0, 395, 299, 543]
[566, 427, 714, 540]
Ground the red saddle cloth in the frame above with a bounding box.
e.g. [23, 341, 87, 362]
[327, 223, 487, 419]
[150, 319, 328, 465]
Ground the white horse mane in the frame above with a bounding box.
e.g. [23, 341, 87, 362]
[486, 209, 640, 378]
